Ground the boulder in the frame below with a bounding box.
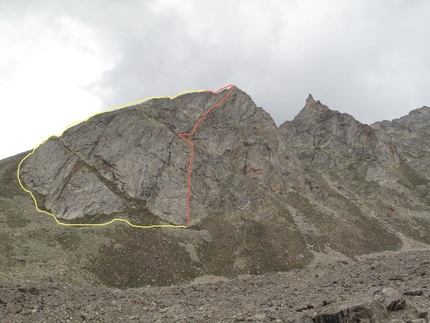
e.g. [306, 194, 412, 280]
[312, 298, 386, 323]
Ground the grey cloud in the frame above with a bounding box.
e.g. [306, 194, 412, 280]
[4, 0, 430, 126]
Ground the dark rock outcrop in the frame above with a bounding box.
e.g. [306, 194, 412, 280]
[312, 299, 386, 323]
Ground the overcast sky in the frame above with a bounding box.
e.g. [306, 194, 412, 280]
[1, 0, 429, 160]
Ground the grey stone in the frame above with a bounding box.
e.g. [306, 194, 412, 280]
[312, 298, 386, 323]
[11, 256, 26, 262]
[202, 236, 213, 244]
[7, 303, 22, 314]
[404, 290, 424, 296]
[378, 288, 406, 311]
[418, 311, 428, 318]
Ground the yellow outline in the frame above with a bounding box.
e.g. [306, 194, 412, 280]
[16, 88, 208, 229]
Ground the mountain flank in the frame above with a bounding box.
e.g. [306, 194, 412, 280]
[1, 86, 429, 289]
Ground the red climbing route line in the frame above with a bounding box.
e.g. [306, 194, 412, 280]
[178, 84, 235, 226]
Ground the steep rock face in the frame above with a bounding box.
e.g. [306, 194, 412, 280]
[19, 138, 127, 219]
[372, 106, 430, 182]
[370, 107, 430, 243]
[20, 87, 299, 226]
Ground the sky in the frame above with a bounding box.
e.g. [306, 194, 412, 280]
[1, 0, 429, 160]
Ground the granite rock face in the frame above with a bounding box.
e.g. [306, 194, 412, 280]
[20, 87, 301, 227]
[19, 138, 127, 220]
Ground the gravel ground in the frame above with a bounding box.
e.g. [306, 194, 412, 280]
[1, 248, 429, 323]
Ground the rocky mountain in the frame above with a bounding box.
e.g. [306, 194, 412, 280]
[1, 85, 429, 290]
[280, 95, 430, 246]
